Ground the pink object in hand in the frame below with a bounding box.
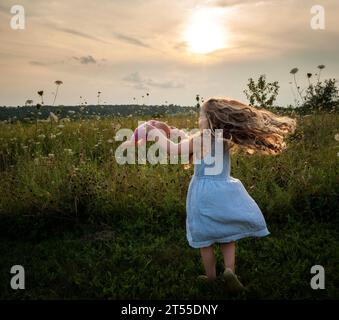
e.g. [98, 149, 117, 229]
[130, 120, 185, 145]
[130, 120, 156, 145]
[132, 123, 147, 143]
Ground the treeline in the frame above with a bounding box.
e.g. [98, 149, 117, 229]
[1, 103, 338, 122]
[0, 104, 196, 122]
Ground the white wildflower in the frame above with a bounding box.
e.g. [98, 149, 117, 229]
[64, 148, 73, 155]
[49, 112, 59, 123]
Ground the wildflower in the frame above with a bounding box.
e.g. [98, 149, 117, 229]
[49, 112, 59, 123]
[64, 148, 73, 155]
[38, 134, 46, 139]
[50, 134, 57, 139]
[52, 80, 63, 106]
[48, 153, 55, 159]
[107, 139, 114, 144]
[117, 123, 122, 130]
[57, 125, 65, 129]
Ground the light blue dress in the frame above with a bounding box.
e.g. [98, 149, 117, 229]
[186, 138, 270, 248]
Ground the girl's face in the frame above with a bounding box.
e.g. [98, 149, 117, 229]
[199, 107, 209, 130]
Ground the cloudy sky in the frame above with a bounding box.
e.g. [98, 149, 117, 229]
[0, 0, 338, 106]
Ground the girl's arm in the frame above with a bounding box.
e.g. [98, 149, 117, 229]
[146, 124, 201, 157]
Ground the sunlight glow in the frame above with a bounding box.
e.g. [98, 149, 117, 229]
[184, 8, 229, 55]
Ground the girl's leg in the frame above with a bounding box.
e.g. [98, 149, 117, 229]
[220, 242, 244, 291]
[200, 245, 217, 280]
[220, 241, 236, 272]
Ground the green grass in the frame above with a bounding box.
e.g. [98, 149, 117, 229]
[0, 113, 338, 299]
[0, 219, 338, 299]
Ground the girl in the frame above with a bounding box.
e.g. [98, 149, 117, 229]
[146, 97, 297, 292]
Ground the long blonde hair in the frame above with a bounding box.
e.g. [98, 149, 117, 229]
[202, 97, 297, 155]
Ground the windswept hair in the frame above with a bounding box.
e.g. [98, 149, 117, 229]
[202, 97, 297, 155]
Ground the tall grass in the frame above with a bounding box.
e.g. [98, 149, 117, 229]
[0, 114, 337, 224]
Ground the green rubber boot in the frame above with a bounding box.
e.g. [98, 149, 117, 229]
[222, 268, 245, 293]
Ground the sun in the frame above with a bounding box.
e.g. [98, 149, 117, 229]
[184, 8, 228, 55]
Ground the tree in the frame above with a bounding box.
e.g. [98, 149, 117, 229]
[304, 79, 338, 112]
[52, 80, 63, 106]
[244, 75, 280, 108]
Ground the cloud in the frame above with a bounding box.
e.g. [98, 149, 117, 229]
[73, 55, 97, 64]
[0, 4, 7, 13]
[29, 56, 100, 67]
[113, 32, 150, 48]
[29, 61, 47, 66]
[173, 41, 188, 51]
[123, 72, 143, 83]
[147, 79, 185, 89]
[51, 25, 108, 43]
[122, 72, 185, 90]
[207, 0, 274, 7]
[29, 59, 65, 66]
[53, 26, 149, 49]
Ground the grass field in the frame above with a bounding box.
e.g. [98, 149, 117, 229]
[0, 112, 338, 299]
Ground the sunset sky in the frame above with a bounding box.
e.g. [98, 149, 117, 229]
[0, 0, 338, 107]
